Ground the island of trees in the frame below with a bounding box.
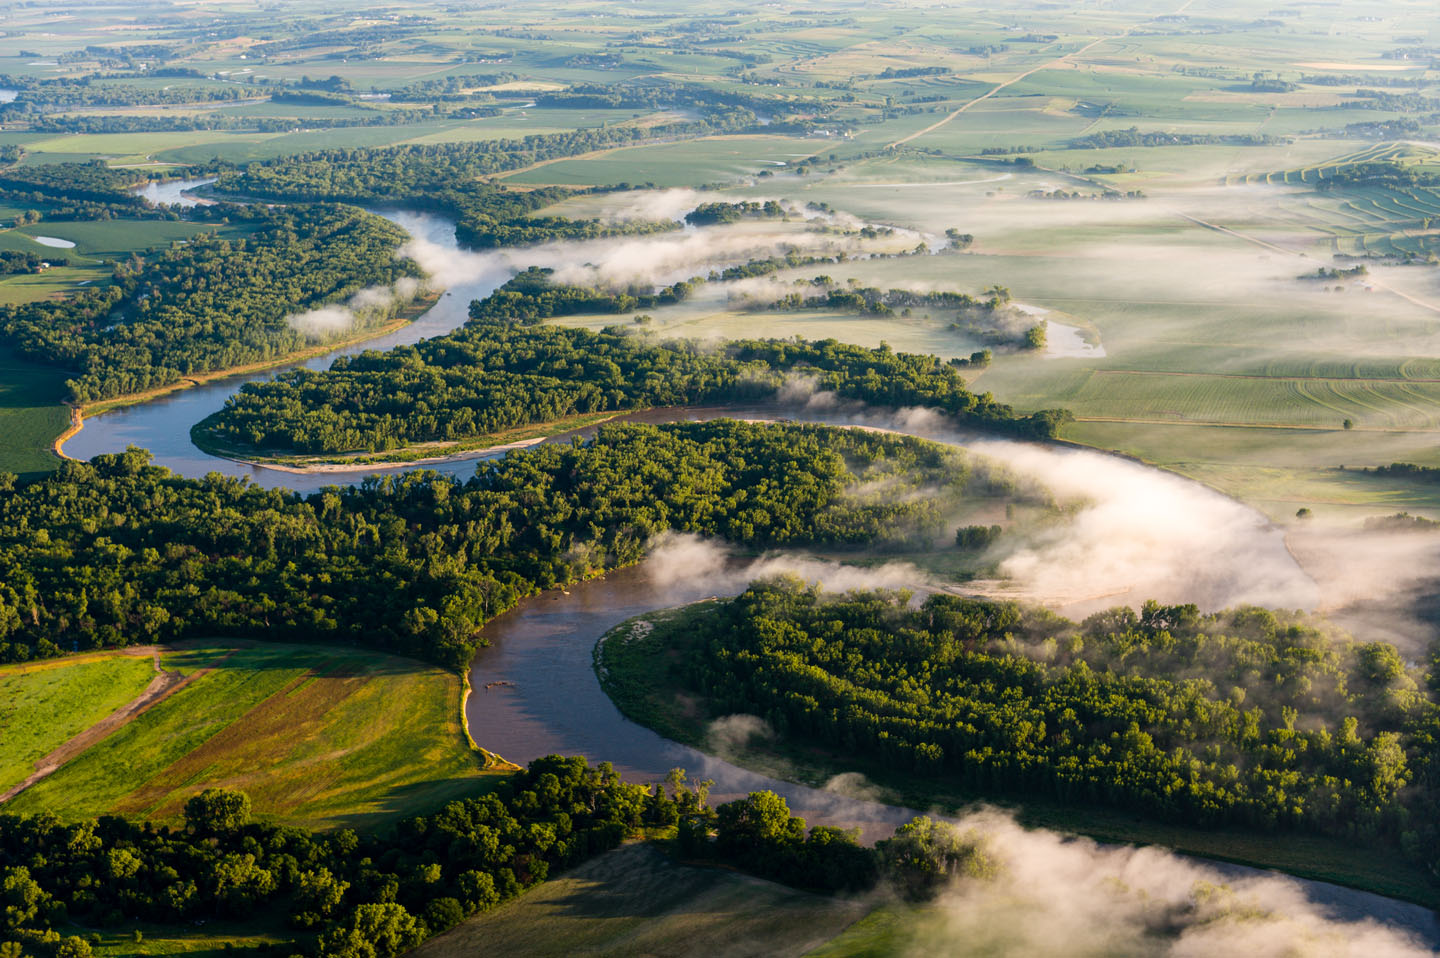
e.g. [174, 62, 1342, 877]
[0, 204, 421, 403]
[599, 578, 1440, 876]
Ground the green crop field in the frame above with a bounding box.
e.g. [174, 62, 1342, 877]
[4, 641, 508, 829]
[502, 134, 829, 186]
[13, 219, 223, 260]
[0, 343, 69, 479]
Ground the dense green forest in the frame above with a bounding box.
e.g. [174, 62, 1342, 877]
[1314, 161, 1440, 190]
[684, 199, 787, 225]
[0, 422, 963, 671]
[0, 204, 419, 402]
[195, 275, 1067, 456]
[623, 579, 1440, 872]
[1068, 128, 1286, 149]
[752, 279, 998, 318]
[0, 161, 147, 207]
[0, 758, 979, 958]
[222, 161, 679, 249]
[0, 252, 63, 276]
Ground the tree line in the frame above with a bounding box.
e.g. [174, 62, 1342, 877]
[209, 116, 759, 248]
[0, 758, 669, 958]
[684, 200, 786, 226]
[0, 421, 962, 672]
[750, 278, 994, 318]
[0, 757, 992, 958]
[216, 168, 679, 251]
[1069, 128, 1286, 149]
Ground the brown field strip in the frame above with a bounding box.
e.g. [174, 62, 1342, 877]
[111, 667, 373, 818]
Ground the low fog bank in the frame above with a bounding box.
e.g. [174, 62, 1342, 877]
[400, 221, 871, 291]
[686, 704, 1438, 952]
[633, 396, 1440, 644]
[597, 187, 868, 232]
[899, 808, 1437, 957]
[744, 391, 1322, 615]
[646, 530, 931, 598]
[285, 276, 424, 340]
[396, 189, 933, 298]
[1287, 525, 1440, 650]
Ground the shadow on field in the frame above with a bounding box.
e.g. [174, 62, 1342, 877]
[412, 842, 871, 958]
[161, 638, 433, 679]
[330, 774, 509, 832]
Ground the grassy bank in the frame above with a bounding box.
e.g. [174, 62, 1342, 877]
[595, 604, 1440, 909]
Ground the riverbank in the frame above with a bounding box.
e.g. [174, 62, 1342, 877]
[594, 601, 1440, 910]
[53, 289, 441, 461]
[189, 409, 626, 472]
[460, 670, 521, 773]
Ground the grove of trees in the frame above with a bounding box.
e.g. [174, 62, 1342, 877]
[196, 270, 1070, 457]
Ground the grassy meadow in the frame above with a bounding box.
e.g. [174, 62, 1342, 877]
[0, 651, 158, 794]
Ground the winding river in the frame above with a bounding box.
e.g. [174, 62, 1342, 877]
[62, 208, 1440, 944]
[65, 210, 510, 491]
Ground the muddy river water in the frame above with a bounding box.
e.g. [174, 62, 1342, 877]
[62, 209, 1440, 944]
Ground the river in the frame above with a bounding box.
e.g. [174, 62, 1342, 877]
[59, 210, 1440, 944]
[134, 176, 220, 208]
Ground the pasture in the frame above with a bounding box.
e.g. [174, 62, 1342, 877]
[0, 651, 158, 795]
[4, 641, 507, 829]
[413, 842, 871, 958]
[12, 219, 221, 259]
[501, 134, 830, 186]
